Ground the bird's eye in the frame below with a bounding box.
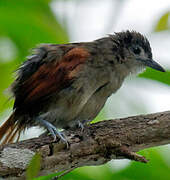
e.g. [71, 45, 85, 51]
[132, 47, 141, 55]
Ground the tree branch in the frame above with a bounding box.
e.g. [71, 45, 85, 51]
[0, 111, 170, 179]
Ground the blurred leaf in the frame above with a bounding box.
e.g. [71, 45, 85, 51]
[59, 165, 114, 180]
[139, 68, 170, 85]
[0, 62, 16, 113]
[92, 108, 106, 123]
[154, 11, 170, 32]
[112, 148, 170, 180]
[33, 171, 70, 180]
[0, 0, 69, 59]
[33, 172, 59, 180]
[26, 153, 42, 180]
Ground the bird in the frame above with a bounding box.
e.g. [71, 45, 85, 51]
[0, 30, 165, 145]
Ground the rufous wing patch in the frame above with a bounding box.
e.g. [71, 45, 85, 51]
[22, 47, 90, 104]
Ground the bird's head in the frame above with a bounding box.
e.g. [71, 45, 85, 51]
[111, 30, 165, 74]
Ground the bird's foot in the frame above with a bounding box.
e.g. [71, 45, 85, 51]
[36, 118, 69, 147]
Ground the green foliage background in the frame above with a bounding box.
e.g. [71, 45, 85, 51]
[0, 0, 170, 179]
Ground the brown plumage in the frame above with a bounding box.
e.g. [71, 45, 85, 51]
[23, 47, 90, 103]
[0, 112, 22, 144]
[0, 30, 165, 145]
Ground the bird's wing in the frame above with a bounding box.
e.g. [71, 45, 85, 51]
[12, 45, 90, 111]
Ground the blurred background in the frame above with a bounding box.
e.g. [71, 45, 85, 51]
[0, 0, 170, 179]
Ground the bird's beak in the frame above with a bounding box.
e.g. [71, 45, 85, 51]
[137, 58, 165, 72]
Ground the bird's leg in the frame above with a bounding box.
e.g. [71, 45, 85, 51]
[36, 117, 68, 146]
[78, 120, 84, 132]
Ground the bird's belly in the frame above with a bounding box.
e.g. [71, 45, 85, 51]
[37, 86, 95, 129]
[77, 81, 120, 123]
[77, 95, 106, 122]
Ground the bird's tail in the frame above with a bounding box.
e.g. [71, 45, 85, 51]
[0, 112, 23, 145]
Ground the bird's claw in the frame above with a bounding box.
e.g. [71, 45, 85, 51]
[36, 117, 69, 148]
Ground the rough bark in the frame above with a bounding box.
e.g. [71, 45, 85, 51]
[0, 111, 170, 179]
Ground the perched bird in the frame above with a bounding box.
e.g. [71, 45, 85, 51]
[0, 30, 165, 145]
